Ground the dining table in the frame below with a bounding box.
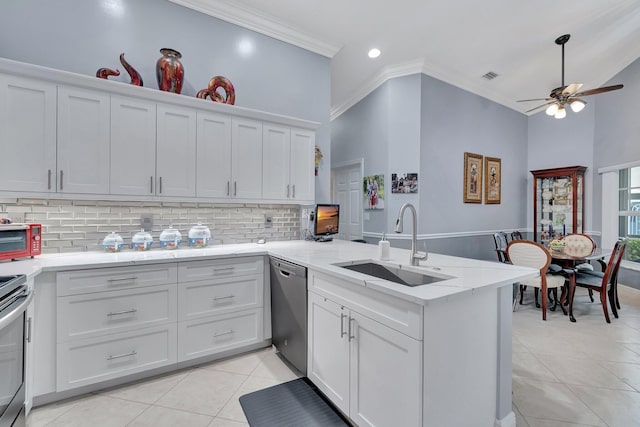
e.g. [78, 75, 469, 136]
[550, 246, 611, 322]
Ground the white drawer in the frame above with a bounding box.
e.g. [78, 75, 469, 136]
[178, 257, 264, 282]
[309, 270, 423, 340]
[57, 284, 177, 342]
[57, 264, 178, 296]
[177, 309, 262, 362]
[56, 323, 177, 391]
[178, 275, 263, 321]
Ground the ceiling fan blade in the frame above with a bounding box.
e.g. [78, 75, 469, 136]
[573, 84, 623, 97]
[517, 97, 553, 102]
[525, 102, 555, 113]
[562, 83, 583, 95]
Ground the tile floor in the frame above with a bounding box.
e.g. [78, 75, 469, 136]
[28, 284, 640, 427]
[513, 284, 640, 427]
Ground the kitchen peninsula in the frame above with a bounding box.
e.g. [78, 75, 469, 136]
[1, 240, 536, 427]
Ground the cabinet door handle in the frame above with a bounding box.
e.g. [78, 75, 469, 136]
[292, 184, 296, 198]
[348, 317, 355, 341]
[287, 184, 290, 198]
[107, 350, 137, 361]
[159, 176, 163, 194]
[59, 170, 63, 190]
[227, 181, 230, 196]
[340, 312, 347, 338]
[48, 170, 52, 190]
[26, 317, 32, 343]
[150, 176, 153, 194]
[213, 329, 234, 338]
[107, 308, 138, 317]
[234, 181, 237, 196]
[213, 294, 235, 301]
[213, 266, 235, 274]
[108, 276, 138, 283]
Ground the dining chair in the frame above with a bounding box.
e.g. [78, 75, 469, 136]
[562, 233, 597, 302]
[507, 240, 566, 320]
[573, 240, 627, 323]
[511, 230, 523, 241]
[492, 232, 510, 263]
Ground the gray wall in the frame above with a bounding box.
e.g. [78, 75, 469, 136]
[0, 0, 331, 202]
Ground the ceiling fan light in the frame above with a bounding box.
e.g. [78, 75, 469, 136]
[554, 106, 566, 119]
[569, 99, 586, 113]
[545, 103, 559, 116]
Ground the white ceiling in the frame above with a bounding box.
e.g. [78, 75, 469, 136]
[171, 0, 640, 119]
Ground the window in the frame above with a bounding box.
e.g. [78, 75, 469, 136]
[619, 166, 640, 263]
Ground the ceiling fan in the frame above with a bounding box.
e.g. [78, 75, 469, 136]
[518, 34, 623, 119]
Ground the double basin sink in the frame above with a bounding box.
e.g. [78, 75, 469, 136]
[334, 260, 452, 287]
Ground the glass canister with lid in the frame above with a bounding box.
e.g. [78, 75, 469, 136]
[131, 229, 153, 251]
[102, 232, 124, 252]
[188, 224, 211, 247]
[159, 226, 182, 249]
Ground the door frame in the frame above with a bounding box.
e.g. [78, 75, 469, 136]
[332, 158, 364, 240]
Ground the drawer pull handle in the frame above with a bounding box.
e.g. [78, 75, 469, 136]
[107, 350, 137, 361]
[213, 295, 235, 301]
[107, 308, 138, 317]
[340, 313, 347, 338]
[213, 329, 234, 338]
[108, 276, 138, 283]
[213, 267, 235, 274]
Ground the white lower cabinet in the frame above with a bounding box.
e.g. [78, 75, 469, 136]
[57, 324, 177, 391]
[308, 286, 423, 426]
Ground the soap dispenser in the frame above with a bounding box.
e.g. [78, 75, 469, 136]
[378, 233, 390, 260]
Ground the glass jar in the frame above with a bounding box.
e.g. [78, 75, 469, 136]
[131, 229, 153, 251]
[102, 232, 124, 252]
[188, 224, 211, 247]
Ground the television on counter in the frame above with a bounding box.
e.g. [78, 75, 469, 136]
[313, 204, 339, 241]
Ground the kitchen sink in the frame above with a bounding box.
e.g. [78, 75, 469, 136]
[334, 260, 452, 287]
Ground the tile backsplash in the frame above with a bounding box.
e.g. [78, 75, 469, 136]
[0, 198, 300, 253]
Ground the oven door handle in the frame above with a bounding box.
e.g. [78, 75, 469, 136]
[0, 290, 33, 331]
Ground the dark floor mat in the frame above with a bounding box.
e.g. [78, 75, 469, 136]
[239, 377, 350, 427]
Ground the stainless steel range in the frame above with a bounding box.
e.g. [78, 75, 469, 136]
[0, 275, 31, 427]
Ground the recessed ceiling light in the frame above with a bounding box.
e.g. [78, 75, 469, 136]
[368, 48, 381, 59]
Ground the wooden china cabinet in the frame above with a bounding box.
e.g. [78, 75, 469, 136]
[531, 166, 586, 243]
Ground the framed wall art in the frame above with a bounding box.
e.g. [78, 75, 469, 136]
[391, 173, 418, 193]
[463, 152, 483, 203]
[484, 156, 501, 204]
[363, 174, 385, 210]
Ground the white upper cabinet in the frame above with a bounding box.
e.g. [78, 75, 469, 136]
[196, 111, 232, 198]
[110, 96, 157, 195]
[262, 124, 315, 202]
[231, 118, 263, 199]
[290, 128, 315, 202]
[57, 86, 110, 194]
[0, 75, 56, 192]
[156, 105, 196, 197]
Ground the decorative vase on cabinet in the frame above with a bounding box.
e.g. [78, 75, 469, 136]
[531, 166, 586, 244]
[156, 48, 184, 94]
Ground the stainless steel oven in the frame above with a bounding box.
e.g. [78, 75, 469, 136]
[0, 275, 31, 427]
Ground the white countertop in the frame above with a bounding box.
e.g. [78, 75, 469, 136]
[0, 240, 537, 305]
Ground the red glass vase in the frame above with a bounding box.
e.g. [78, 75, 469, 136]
[156, 48, 184, 94]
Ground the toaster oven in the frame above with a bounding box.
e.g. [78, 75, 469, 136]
[0, 224, 42, 261]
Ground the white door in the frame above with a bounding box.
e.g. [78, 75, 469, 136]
[290, 128, 315, 202]
[332, 163, 363, 241]
[262, 124, 290, 200]
[156, 105, 196, 197]
[110, 96, 156, 195]
[196, 111, 232, 198]
[307, 292, 350, 415]
[349, 311, 423, 427]
[0, 76, 56, 192]
[231, 118, 262, 199]
[57, 86, 110, 194]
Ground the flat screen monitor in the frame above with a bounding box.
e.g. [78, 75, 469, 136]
[314, 204, 339, 238]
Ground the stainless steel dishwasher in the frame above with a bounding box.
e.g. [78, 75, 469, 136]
[270, 257, 308, 375]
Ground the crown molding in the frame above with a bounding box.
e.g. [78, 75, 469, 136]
[169, 0, 342, 58]
[330, 59, 426, 121]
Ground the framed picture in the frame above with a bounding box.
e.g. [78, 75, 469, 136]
[463, 152, 483, 203]
[391, 173, 418, 193]
[484, 156, 501, 204]
[363, 174, 385, 210]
